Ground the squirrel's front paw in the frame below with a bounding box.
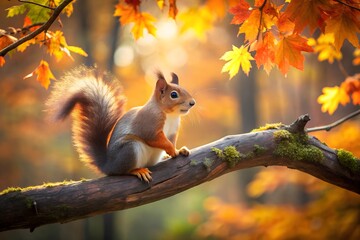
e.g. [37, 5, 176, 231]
[178, 146, 190, 157]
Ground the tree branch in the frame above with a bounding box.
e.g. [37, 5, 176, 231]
[307, 109, 360, 132]
[0, 115, 359, 232]
[0, 0, 73, 57]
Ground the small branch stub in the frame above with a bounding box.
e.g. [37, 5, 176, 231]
[286, 114, 311, 133]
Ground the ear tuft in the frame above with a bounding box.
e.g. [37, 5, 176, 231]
[155, 71, 167, 95]
[171, 72, 179, 85]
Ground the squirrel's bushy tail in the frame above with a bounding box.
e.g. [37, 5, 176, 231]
[46, 67, 126, 171]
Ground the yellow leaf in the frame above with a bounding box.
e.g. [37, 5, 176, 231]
[0, 56, 5, 67]
[67, 46, 88, 57]
[17, 39, 36, 52]
[220, 45, 254, 79]
[131, 12, 156, 39]
[24, 60, 56, 89]
[310, 33, 342, 63]
[317, 86, 350, 115]
[157, 0, 165, 9]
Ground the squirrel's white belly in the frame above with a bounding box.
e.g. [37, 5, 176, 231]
[133, 114, 180, 168]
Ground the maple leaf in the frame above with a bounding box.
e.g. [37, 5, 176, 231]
[341, 74, 360, 105]
[131, 12, 157, 39]
[284, 0, 330, 34]
[114, 2, 137, 25]
[220, 45, 254, 79]
[325, 8, 360, 51]
[238, 9, 261, 42]
[275, 33, 313, 75]
[229, 0, 251, 25]
[255, 32, 275, 74]
[24, 60, 56, 89]
[308, 33, 342, 63]
[317, 86, 350, 115]
[0, 56, 5, 67]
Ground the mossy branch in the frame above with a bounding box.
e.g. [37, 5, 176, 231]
[1, 114, 360, 232]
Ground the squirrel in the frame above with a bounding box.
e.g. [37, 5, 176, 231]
[46, 67, 195, 182]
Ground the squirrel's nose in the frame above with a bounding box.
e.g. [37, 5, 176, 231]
[189, 99, 196, 107]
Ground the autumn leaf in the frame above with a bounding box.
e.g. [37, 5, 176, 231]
[220, 45, 254, 79]
[284, 0, 330, 34]
[238, 9, 261, 42]
[168, 0, 178, 19]
[131, 12, 157, 39]
[308, 33, 342, 63]
[317, 86, 350, 115]
[0, 56, 5, 67]
[325, 8, 360, 51]
[275, 33, 313, 75]
[114, 2, 137, 25]
[67, 46, 88, 57]
[0, 34, 17, 50]
[342, 74, 360, 105]
[24, 60, 56, 89]
[229, 0, 251, 25]
[254, 32, 275, 74]
[17, 39, 36, 52]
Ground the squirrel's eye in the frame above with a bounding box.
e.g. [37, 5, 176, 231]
[170, 91, 179, 99]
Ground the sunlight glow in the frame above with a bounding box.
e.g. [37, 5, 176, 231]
[114, 45, 134, 67]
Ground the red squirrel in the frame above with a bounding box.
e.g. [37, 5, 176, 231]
[47, 67, 195, 182]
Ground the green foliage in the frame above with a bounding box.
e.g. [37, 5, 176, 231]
[6, 5, 27, 18]
[337, 149, 360, 173]
[6, 0, 52, 23]
[273, 130, 324, 163]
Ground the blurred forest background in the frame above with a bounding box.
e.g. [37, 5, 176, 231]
[1, 0, 359, 239]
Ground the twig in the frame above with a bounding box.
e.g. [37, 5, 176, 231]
[256, 0, 267, 41]
[18, 0, 56, 10]
[0, 0, 74, 57]
[337, 60, 349, 78]
[306, 109, 360, 132]
[335, 0, 360, 11]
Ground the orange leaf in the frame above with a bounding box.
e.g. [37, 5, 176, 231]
[284, 0, 330, 34]
[238, 9, 261, 42]
[168, 0, 178, 19]
[0, 34, 17, 50]
[325, 8, 360, 51]
[0, 56, 5, 67]
[353, 48, 360, 66]
[317, 86, 350, 115]
[24, 60, 56, 89]
[254, 32, 275, 74]
[341, 74, 360, 105]
[131, 12, 156, 39]
[114, 2, 137, 25]
[275, 33, 313, 75]
[229, 0, 251, 25]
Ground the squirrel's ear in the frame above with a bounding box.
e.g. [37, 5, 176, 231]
[156, 72, 167, 95]
[171, 73, 179, 85]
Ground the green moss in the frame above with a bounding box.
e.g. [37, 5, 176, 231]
[212, 146, 242, 168]
[337, 149, 360, 173]
[203, 158, 215, 172]
[251, 123, 285, 132]
[253, 144, 267, 156]
[273, 130, 324, 163]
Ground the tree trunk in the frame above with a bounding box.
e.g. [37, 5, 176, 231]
[0, 115, 359, 232]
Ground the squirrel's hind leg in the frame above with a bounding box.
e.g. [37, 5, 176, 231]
[130, 168, 152, 182]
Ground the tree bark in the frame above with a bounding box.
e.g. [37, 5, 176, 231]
[0, 115, 359, 232]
